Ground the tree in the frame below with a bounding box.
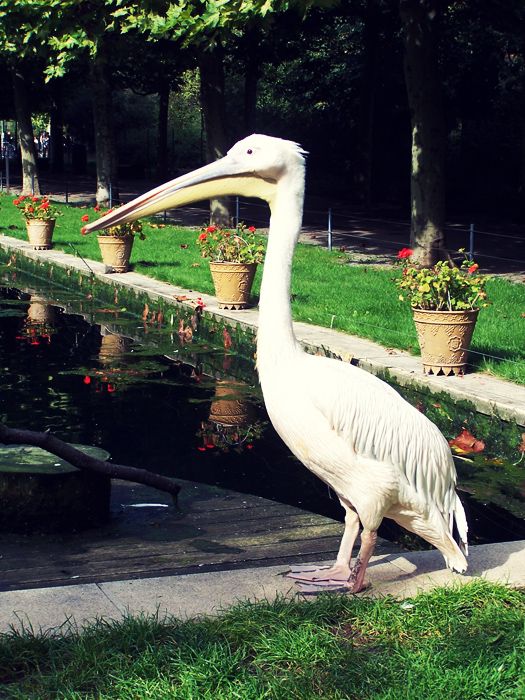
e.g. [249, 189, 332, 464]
[0, 2, 45, 194]
[400, 0, 446, 265]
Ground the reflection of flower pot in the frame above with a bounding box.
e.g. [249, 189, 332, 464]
[99, 332, 132, 364]
[209, 262, 257, 309]
[97, 234, 134, 273]
[412, 308, 479, 376]
[25, 219, 55, 250]
[210, 382, 255, 426]
[27, 298, 56, 324]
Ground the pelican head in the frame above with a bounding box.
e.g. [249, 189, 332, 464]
[83, 134, 307, 233]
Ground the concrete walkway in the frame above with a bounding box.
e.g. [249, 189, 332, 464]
[0, 235, 524, 635]
[1, 541, 524, 633]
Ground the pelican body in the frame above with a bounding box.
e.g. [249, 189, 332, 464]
[84, 135, 468, 592]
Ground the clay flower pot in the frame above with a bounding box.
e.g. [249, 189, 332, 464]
[209, 261, 257, 309]
[412, 308, 479, 376]
[97, 234, 134, 273]
[25, 219, 55, 250]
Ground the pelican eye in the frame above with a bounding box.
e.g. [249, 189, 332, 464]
[247, 149, 253, 155]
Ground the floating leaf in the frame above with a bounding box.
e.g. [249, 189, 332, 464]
[449, 428, 485, 454]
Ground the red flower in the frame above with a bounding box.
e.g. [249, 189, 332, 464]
[81, 227, 88, 235]
[468, 263, 479, 274]
[206, 225, 217, 233]
[94, 205, 101, 212]
[40, 201, 49, 210]
[83, 376, 91, 384]
[248, 226, 256, 233]
[31, 196, 39, 202]
[198, 232, 207, 241]
[27, 206, 34, 213]
[397, 247, 414, 259]
[197, 446, 206, 452]
[19, 195, 26, 201]
[12, 199, 20, 206]
[81, 214, 89, 222]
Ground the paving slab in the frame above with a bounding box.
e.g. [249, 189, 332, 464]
[0, 583, 120, 634]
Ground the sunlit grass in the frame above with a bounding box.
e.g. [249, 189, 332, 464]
[1, 195, 524, 384]
[0, 581, 523, 699]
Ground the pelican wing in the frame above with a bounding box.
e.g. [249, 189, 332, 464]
[303, 354, 458, 514]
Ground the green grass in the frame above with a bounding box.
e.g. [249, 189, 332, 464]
[0, 581, 523, 699]
[1, 194, 524, 384]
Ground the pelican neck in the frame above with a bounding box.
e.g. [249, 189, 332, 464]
[257, 170, 305, 365]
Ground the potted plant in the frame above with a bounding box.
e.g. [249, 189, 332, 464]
[81, 205, 145, 273]
[13, 195, 61, 250]
[394, 248, 489, 375]
[196, 222, 265, 309]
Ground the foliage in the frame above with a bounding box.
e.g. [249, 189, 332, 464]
[12, 195, 61, 221]
[394, 248, 490, 311]
[80, 206, 145, 239]
[0, 582, 523, 699]
[196, 222, 265, 264]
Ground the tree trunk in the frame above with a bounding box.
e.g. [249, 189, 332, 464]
[90, 49, 119, 206]
[49, 81, 65, 174]
[157, 83, 170, 181]
[0, 424, 180, 501]
[199, 47, 232, 226]
[354, 0, 379, 210]
[400, 0, 447, 265]
[243, 27, 261, 136]
[11, 66, 40, 196]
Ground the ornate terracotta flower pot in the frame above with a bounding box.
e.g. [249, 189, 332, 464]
[25, 219, 55, 250]
[412, 308, 479, 376]
[209, 261, 257, 309]
[210, 382, 255, 427]
[97, 234, 134, 273]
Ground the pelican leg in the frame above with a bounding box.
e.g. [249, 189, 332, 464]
[346, 529, 377, 593]
[287, 506, 360, 583]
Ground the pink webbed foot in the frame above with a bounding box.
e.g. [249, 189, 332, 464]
[286, 563, 352, 584]
[289, 558, 370, 596]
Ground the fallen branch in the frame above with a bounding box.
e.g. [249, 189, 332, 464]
[0, 424, 180, 501]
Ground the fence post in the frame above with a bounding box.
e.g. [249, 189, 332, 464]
[65, 180, 69, 205]
[235, 196, 240, 227]
[469, 223, 475, 260]
[328, 207, 333, 251]
[31, 173, 35, 195]
[5, 155, 9, 193]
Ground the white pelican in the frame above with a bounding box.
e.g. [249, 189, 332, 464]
[84, 135, 468, 593]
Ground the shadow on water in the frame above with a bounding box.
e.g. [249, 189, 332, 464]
[0, 267, 523, 549]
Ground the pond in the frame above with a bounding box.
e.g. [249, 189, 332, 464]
[0, 264, 524, 548]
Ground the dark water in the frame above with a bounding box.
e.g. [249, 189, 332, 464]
[0, 281, 524, 547]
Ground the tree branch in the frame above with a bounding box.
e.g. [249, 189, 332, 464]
[0, 424, 180, 502]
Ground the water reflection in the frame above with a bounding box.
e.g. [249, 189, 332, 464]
[0, 281, 523, 546]
[16, 295, 59, 346]
[197, 380, 265, 454]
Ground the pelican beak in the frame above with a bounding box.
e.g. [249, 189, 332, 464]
[83, 155, 276, 233]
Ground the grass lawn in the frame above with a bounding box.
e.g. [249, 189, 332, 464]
[0, 581, 523, 699]
[1, 195, 524, 384]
